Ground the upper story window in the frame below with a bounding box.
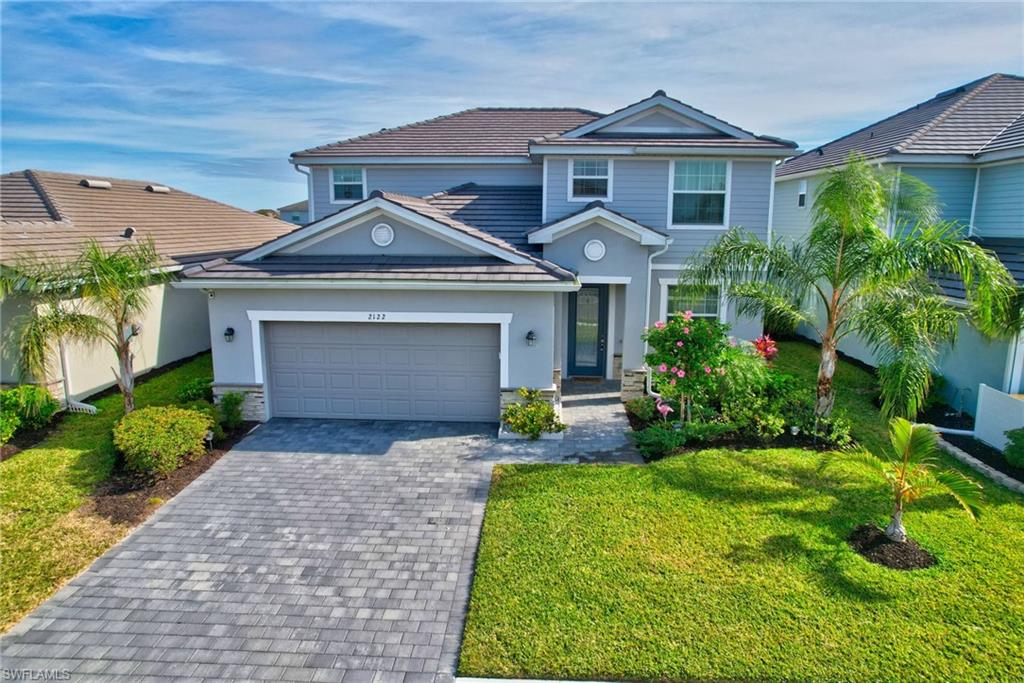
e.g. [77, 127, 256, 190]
[671, 160, 729, 228]
[569, 159, 612, 201]
[798, 180, 807, 208]
[332, 166, 365, 203]
[666, 284, 721, 321]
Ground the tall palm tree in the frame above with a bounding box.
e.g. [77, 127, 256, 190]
[685, 153, 1016, 419]
[2, 239, 169, 414]
[852, 418, 982, 543]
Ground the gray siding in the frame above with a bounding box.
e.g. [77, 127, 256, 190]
[974, 162, 1024, 238]
[287, 215, 477, 257]
[545, 158, 773, 264]
[937, 321, 1010, 415]
[900, 166, 976, 226]
[309, 164, 542, 221]
[772, 176, 819, 245]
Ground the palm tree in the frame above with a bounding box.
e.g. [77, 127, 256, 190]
[685, 153, 1016, 418]
[2, 239, 169, 414]
[855, 418, 981, 542]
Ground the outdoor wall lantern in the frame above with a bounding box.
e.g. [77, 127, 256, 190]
[224, 327, 235, 343]
[526, 330, 537, 346]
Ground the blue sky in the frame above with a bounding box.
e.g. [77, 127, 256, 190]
[2, 1, 1022, 211]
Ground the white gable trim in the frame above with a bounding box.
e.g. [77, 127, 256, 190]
[238, 197, 531, 265]
[601, 106, 717, 135]
[562, 95, 754, 140]
[528, 207, 670, 246]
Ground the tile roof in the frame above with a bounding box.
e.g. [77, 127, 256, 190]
[933, 237, 1024, 300]
[778, 73, 1024, 177]
[183, 255, 573, 283]
[527, 199, 670, 237]
[293, 108, 601, 158]
[422, 184, 542, 252]
[1, 170, 296, 269]
[277, 199, 308, 212]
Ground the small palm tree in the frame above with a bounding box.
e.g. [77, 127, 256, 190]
[685, 153, 1016, 419]
[857, 418, 982, 543]
[1, 239, 169, 414]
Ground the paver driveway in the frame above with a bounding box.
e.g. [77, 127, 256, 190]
[3, 422, 505, 682]
[2, 381, 637, 681]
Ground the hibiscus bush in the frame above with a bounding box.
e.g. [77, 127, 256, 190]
[642, 312, 731, 421]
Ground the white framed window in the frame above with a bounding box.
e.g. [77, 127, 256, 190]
[659, 279, 725, 323]
[331, 166, 365, 203]
[669, 159, 730, 228]
[797, 179, 807, 208]
[568, 159, 612, 201]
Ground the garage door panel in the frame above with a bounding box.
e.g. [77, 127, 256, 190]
[267, 322, 500, 422]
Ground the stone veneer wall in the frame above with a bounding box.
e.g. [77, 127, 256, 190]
[612, 355, 623, 382]
[621, 368, 646, 401]
[213, 383, 266, 422]
[499, 385, 559, 410]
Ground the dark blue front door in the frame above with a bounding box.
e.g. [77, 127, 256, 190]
[568, 285, 608, 377]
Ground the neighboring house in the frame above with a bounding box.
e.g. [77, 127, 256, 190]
[278, 199, 308, 225]
[177, 91, 797, 423]
[0, 169, 295, 404]
[772, 73, 1024, 416]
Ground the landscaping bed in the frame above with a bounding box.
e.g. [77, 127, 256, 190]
[944, 432, 1024, 483]
[0, 353, 217, 632]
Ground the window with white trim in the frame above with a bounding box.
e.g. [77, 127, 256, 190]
[671, 160, 727, 226]
[797, 180, 807, 208]
[666, 284, 720, 321]
[570, 159, 611, 200]
[332, 166, 364, 202]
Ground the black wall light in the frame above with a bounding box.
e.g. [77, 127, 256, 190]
[526, 330, 537, 346]
[224, 327, 235, 342]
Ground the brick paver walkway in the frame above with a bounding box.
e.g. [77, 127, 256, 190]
[1, 382, 638, 681]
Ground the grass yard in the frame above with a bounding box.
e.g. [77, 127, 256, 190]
[0, 354, 212, 631]
[460, 340, 1024, 682]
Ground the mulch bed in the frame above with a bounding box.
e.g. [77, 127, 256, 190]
[918, 403, 975, 431]
[943, 433, 1024, 482]
[0, 412, 67, 463]
[847, 523, 936, 570]
[83, 422, 257, 526]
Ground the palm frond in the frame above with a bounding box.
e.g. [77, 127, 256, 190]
[931, 468, 983, 520]
[14, 307, 107, 382]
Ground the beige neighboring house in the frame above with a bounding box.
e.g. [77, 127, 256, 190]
[0, 169, 295, 404]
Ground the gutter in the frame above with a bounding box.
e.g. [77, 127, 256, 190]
[291, 163, 313, 221]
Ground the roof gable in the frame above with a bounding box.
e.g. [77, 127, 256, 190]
[528, 202, 670, 246]
[239, 191, 535, 265]
[561, 91, 756, 140]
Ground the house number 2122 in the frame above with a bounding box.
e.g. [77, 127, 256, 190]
[367, 313, 386, 321]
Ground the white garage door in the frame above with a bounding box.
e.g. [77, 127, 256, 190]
[265, 321, 500, 422]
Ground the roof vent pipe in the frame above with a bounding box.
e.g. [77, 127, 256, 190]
[80, 179, 112, 189]
[146, 184, 170, 193]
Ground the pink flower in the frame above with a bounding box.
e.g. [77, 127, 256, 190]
[729, 340, 737, 347]
[654, 320, 666, 329]
[658, 363, 668, 373]
[669, 379, 677, 386]
[683, 327, 690, 335]
[670, 366, 678, 373]
[676, 340, 684, 347]
[704, 366, 712, 374]
[677, 370, 686, 378]
[683, 310, 694, 321]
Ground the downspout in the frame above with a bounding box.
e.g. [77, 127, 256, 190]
[643, 240, 673, 398]
[292, 162, 313, 221]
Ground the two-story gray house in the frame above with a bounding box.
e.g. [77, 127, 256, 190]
[178, 91, 796, 423]
[772, 73, 1024, 417]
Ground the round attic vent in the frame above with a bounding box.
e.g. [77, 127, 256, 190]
[584, 239, 606, 262]
[371, 223, 395, 247]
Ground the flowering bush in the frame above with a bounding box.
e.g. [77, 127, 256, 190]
[753, 334, 779, 362]
[642, 312, 731, 421]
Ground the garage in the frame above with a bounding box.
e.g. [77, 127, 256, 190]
[265, 321, 501, 422]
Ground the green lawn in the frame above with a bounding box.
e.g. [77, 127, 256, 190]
[0, 354, 212, 631]
[460, 340, 1024, 682]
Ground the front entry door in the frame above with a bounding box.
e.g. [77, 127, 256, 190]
[568, 284, 608, 377]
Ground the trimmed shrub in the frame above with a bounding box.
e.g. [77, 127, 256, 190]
[1005, 428, 1024, 468]
[501, 388, 566, 440]
[1, 385, 60, 432]
[0, 409, 19, 445]
[181, 400, 225, 443]
[632, 420, 734, 460]
[218, 392, 245, 431]
[176, 376, 213, 404]
[625, 396, 657, 426]
[113, 406, 212, 476]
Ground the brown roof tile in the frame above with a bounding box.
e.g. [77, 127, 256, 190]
[1, 170, 297, 268]
[293, 108, 601, 158]
[778, 73, 1024, 177]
